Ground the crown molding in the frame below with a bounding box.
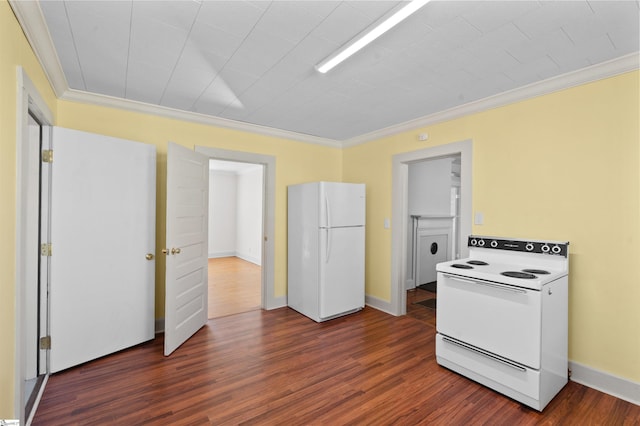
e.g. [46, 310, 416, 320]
[9, 0, 68, 97]
[343, 52, 639, 148]
[60, 89, 342, 147]
[11, 0, 638, 150]
[10, 0, 341, 148]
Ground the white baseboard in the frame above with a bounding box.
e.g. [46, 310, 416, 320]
[208, 251, 235, 258]
[365, 294, 396, 316]
[208, 251, 261, 266]
[155, 318, 164, 334]
[569, 361, 640, 406]
[265, 295, 287, 310]
[236, 252, 261, 266]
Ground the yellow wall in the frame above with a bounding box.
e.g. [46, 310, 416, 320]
[2, 0, 639, 417]
[56, 101, 343, 314]
[344, 70, 640, 382]
[1, 1, 58, 416]
[2, 1, 341, 416]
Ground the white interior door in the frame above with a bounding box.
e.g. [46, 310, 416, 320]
[164, 142, 209, 356]
[49, 127, 156, 373]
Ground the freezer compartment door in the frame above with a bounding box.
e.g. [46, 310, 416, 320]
[319, 226, 365, 319]
[319, 182, 365, 228]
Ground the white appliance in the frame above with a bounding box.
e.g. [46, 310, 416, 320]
[436, 236, 569, 411]
[288, 182, 366, 322]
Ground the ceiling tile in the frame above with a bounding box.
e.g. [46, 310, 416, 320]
[196, 0, 264, 39]
[254, 1, 331, 45]
[33, 0, 640, 141]
[125, 61, 173, 105]
[462, 1, 540, 34]
[39, 1, 85, 89]
[64, 1, 132, 97]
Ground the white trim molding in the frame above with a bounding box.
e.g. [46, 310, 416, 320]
[61, 89, 342, 148]
[10, 0, 639, 149]
[390, 140, 473, 316]
[569, 361, 640, 406]
[365, 295, 395, 317]
[195, 146, 280, 310]
[344, 53, 640, 147]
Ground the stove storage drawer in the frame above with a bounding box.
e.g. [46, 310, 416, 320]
[435, 334, 542, 408]
[436, 272, 542, 369]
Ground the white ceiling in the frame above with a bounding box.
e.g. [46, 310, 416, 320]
[16, 1, 640, 143]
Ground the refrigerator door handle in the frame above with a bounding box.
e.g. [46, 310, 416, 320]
[325, 228, 331, 262]
[325, 195, 331, 228]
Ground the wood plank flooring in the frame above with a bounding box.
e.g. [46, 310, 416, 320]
[406, 287, 437, 328]
[208, 257, 261, 319]
[33, 304, 639, 425]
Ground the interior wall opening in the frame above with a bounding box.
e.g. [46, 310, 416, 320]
[207, 159, 264, 319]
[390, 139, 472, 317]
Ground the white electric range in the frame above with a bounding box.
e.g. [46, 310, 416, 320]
[435, 235, 569, 411]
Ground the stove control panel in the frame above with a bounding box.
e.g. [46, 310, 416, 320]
[469, 236, 569, 257]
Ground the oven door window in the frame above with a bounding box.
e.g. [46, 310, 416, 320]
[437, 273, 542, 369]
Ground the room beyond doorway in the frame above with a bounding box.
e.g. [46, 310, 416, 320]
[207, 158, 264, 319]
[208, 257, 261, 318]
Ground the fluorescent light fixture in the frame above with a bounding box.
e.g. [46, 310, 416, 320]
[316, 0, 430, 74]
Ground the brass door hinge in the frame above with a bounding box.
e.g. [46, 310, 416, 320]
[42, 150, 53, 163]
[40, 336, 51, 350]
[40, 243, 52, 256]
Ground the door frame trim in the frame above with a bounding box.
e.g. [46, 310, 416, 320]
[389, 139, 473, 316]
[194, 146, 281, 310]
[15, 67, 54, 423]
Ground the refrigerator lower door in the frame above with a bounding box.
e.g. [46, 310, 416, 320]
[319, 226, 365, 319]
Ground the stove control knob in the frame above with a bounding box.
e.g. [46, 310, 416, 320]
[541, 244, 550, 253]
[552, 245, 562, 254]
[478, 239, 485, 247]
[490, 240, 498, 248]
[525, 243, 534, 251]
[470, 238, 477, 246]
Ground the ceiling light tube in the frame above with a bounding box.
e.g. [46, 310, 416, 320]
[316, 0, 430, 74]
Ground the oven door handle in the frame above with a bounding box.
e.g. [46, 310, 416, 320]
[444, 274, 528, 294]
[442, 337, 527, 372]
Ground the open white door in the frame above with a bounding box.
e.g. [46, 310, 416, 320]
[49, 127, 156, 373]
[164, 142, 209, 356]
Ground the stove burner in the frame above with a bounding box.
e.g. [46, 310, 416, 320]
[501, 271, 537, 279]
[522, 269, 550, 275]
[467, 260, 488, 266]
[451, 264, 473, 269]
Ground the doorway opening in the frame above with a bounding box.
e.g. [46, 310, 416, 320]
[405, 154, 461, 326]
[195, 146, 280, 312]
[208, 159, 263, 318]
[389, 140, 472, 316]
[23, 111, 49, 420]
[16, 69, 54, 424]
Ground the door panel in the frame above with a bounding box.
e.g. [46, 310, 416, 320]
[319, 182, 365, 228]
[319, 226, 365, 319]
[49, 127, 156, 373]
[164, 142, 209, 356]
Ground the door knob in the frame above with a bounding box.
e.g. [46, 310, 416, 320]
[145, 253, 154, 260]
[162, 249, 169, 255]
[171, 247, 181, 255]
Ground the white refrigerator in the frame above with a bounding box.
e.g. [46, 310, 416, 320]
[288, 182, 366, 322]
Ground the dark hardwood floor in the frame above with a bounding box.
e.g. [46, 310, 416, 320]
[33, 297, 638, 425]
